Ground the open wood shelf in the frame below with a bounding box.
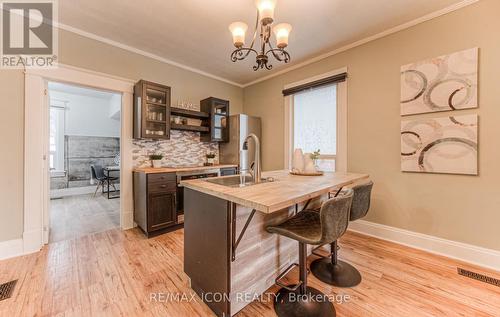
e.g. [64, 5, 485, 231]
[170, 123, 209, 133]
[170, 108, 209, 119]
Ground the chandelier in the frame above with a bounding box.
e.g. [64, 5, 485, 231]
[228, 0, 292, 71]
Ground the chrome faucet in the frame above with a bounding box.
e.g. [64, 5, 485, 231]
[242, 133, 262, 183]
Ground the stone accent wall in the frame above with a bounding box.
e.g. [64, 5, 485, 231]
[132, 130, 219, 168]
[50, 135, 120, 189]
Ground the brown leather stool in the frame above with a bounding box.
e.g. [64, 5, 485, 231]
[266, 189, 354, 317]
[311, 181, 373, 288]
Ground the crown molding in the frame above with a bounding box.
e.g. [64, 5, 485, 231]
[56, 22, 245, 88]
[55, 0, 479, 89]
[241, 0, 480, 88]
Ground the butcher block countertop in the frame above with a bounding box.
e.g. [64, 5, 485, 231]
[133, 164, 238, 174]
[181, 170, 369, 213]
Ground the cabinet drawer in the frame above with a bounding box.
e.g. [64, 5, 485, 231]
[148, 173, 176, 183]
[148, 181, 176, 193]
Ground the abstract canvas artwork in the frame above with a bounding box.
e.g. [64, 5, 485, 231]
[400, 48, 478, 116]
[401, 114, 478, 175]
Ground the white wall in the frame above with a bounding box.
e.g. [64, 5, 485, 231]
[49, 90, 121, 137]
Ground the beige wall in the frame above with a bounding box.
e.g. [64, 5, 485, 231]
[2, 1, 498, 252]
[0, 70, 25, 242]
[243, 0, 500, 251]
[0, 29, 243, 242]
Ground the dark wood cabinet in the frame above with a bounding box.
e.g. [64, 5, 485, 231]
[133, 80, 171, 140]
[148, 191, 176, 231]
[200, 97, 230, 142]
[133, 172, 181, 237]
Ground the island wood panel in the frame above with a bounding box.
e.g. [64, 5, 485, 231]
[181, 170, 369, 213]
[229, 196, 327, 315]
[183, 189, 231, 317]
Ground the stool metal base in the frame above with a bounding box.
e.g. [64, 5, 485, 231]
[274, 285, 335, 317]
[310, 257, 362, 288]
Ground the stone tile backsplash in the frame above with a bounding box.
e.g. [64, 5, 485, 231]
[132, 130, 219, 168]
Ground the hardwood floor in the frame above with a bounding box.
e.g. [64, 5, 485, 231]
[49, 194, 120, 243]
[0, 228, 499, 317]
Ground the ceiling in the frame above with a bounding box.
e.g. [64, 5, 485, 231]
[59, 0, 466, 86]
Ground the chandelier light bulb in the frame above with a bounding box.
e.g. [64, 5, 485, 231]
[255, 0, 276, 25]
[229, 22, 248, 48]
[228, 0, 291, 71]
[273, 23, 292, 49]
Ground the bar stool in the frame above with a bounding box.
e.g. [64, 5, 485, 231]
[310, 181, 373, 288]
[266, 190, 354, 317]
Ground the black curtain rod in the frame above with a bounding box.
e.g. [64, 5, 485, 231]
[282, 72, 347, 96]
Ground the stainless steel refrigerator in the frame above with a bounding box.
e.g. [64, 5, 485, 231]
[219, 114, 262, 172]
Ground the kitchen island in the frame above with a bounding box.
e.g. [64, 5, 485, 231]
[181, 170, 369, 317]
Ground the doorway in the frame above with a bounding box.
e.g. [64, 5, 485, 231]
[24, 65, 135, 253]
[47, 82, 122, 243]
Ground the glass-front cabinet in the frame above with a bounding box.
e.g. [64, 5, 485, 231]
[200, 97, 230, 142]
[134, 80, 171, 140]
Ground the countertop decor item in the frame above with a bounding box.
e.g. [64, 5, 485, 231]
[292, 148, 304, 172]
[310, 149, 321, 167]
[289, 170, 324, 176]
[228, 0, 292, 71]
[149, 153, 164, 168]
[303, 155, 317, 173]
[206, 152, 216, 166]
[291, 148, 322, 175]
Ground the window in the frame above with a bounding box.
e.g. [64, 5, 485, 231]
[49, 101, 66, 174]
[284, 69, 347, 172]
[293, 85, 337, 171]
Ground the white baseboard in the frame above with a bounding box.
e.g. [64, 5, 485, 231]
[22, 229, 43, 255]
[0, 238, 23, 260]
[349, 220, 500, 271]
[1, 230, 47, 260]
[121, 211, 134, 230]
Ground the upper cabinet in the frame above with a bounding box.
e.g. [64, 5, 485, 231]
[134, 80, 171, 140]
[200, 97, 230, 142]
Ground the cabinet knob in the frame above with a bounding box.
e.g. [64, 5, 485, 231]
[160, 185, 167, 188]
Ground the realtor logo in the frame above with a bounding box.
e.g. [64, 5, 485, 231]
[1, 0, 58, 68]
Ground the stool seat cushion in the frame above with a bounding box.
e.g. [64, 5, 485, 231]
[266, 211, 322, 245]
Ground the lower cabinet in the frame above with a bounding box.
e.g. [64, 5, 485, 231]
[133, 172, 181, 237]
[148, 191, 176, 231]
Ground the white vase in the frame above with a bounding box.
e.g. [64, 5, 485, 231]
[303, 155, 317, 173]
[152, 160, 162, 168]
[292, 149, 304, 172]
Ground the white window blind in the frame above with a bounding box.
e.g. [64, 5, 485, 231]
[292, 84, 337, 171]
